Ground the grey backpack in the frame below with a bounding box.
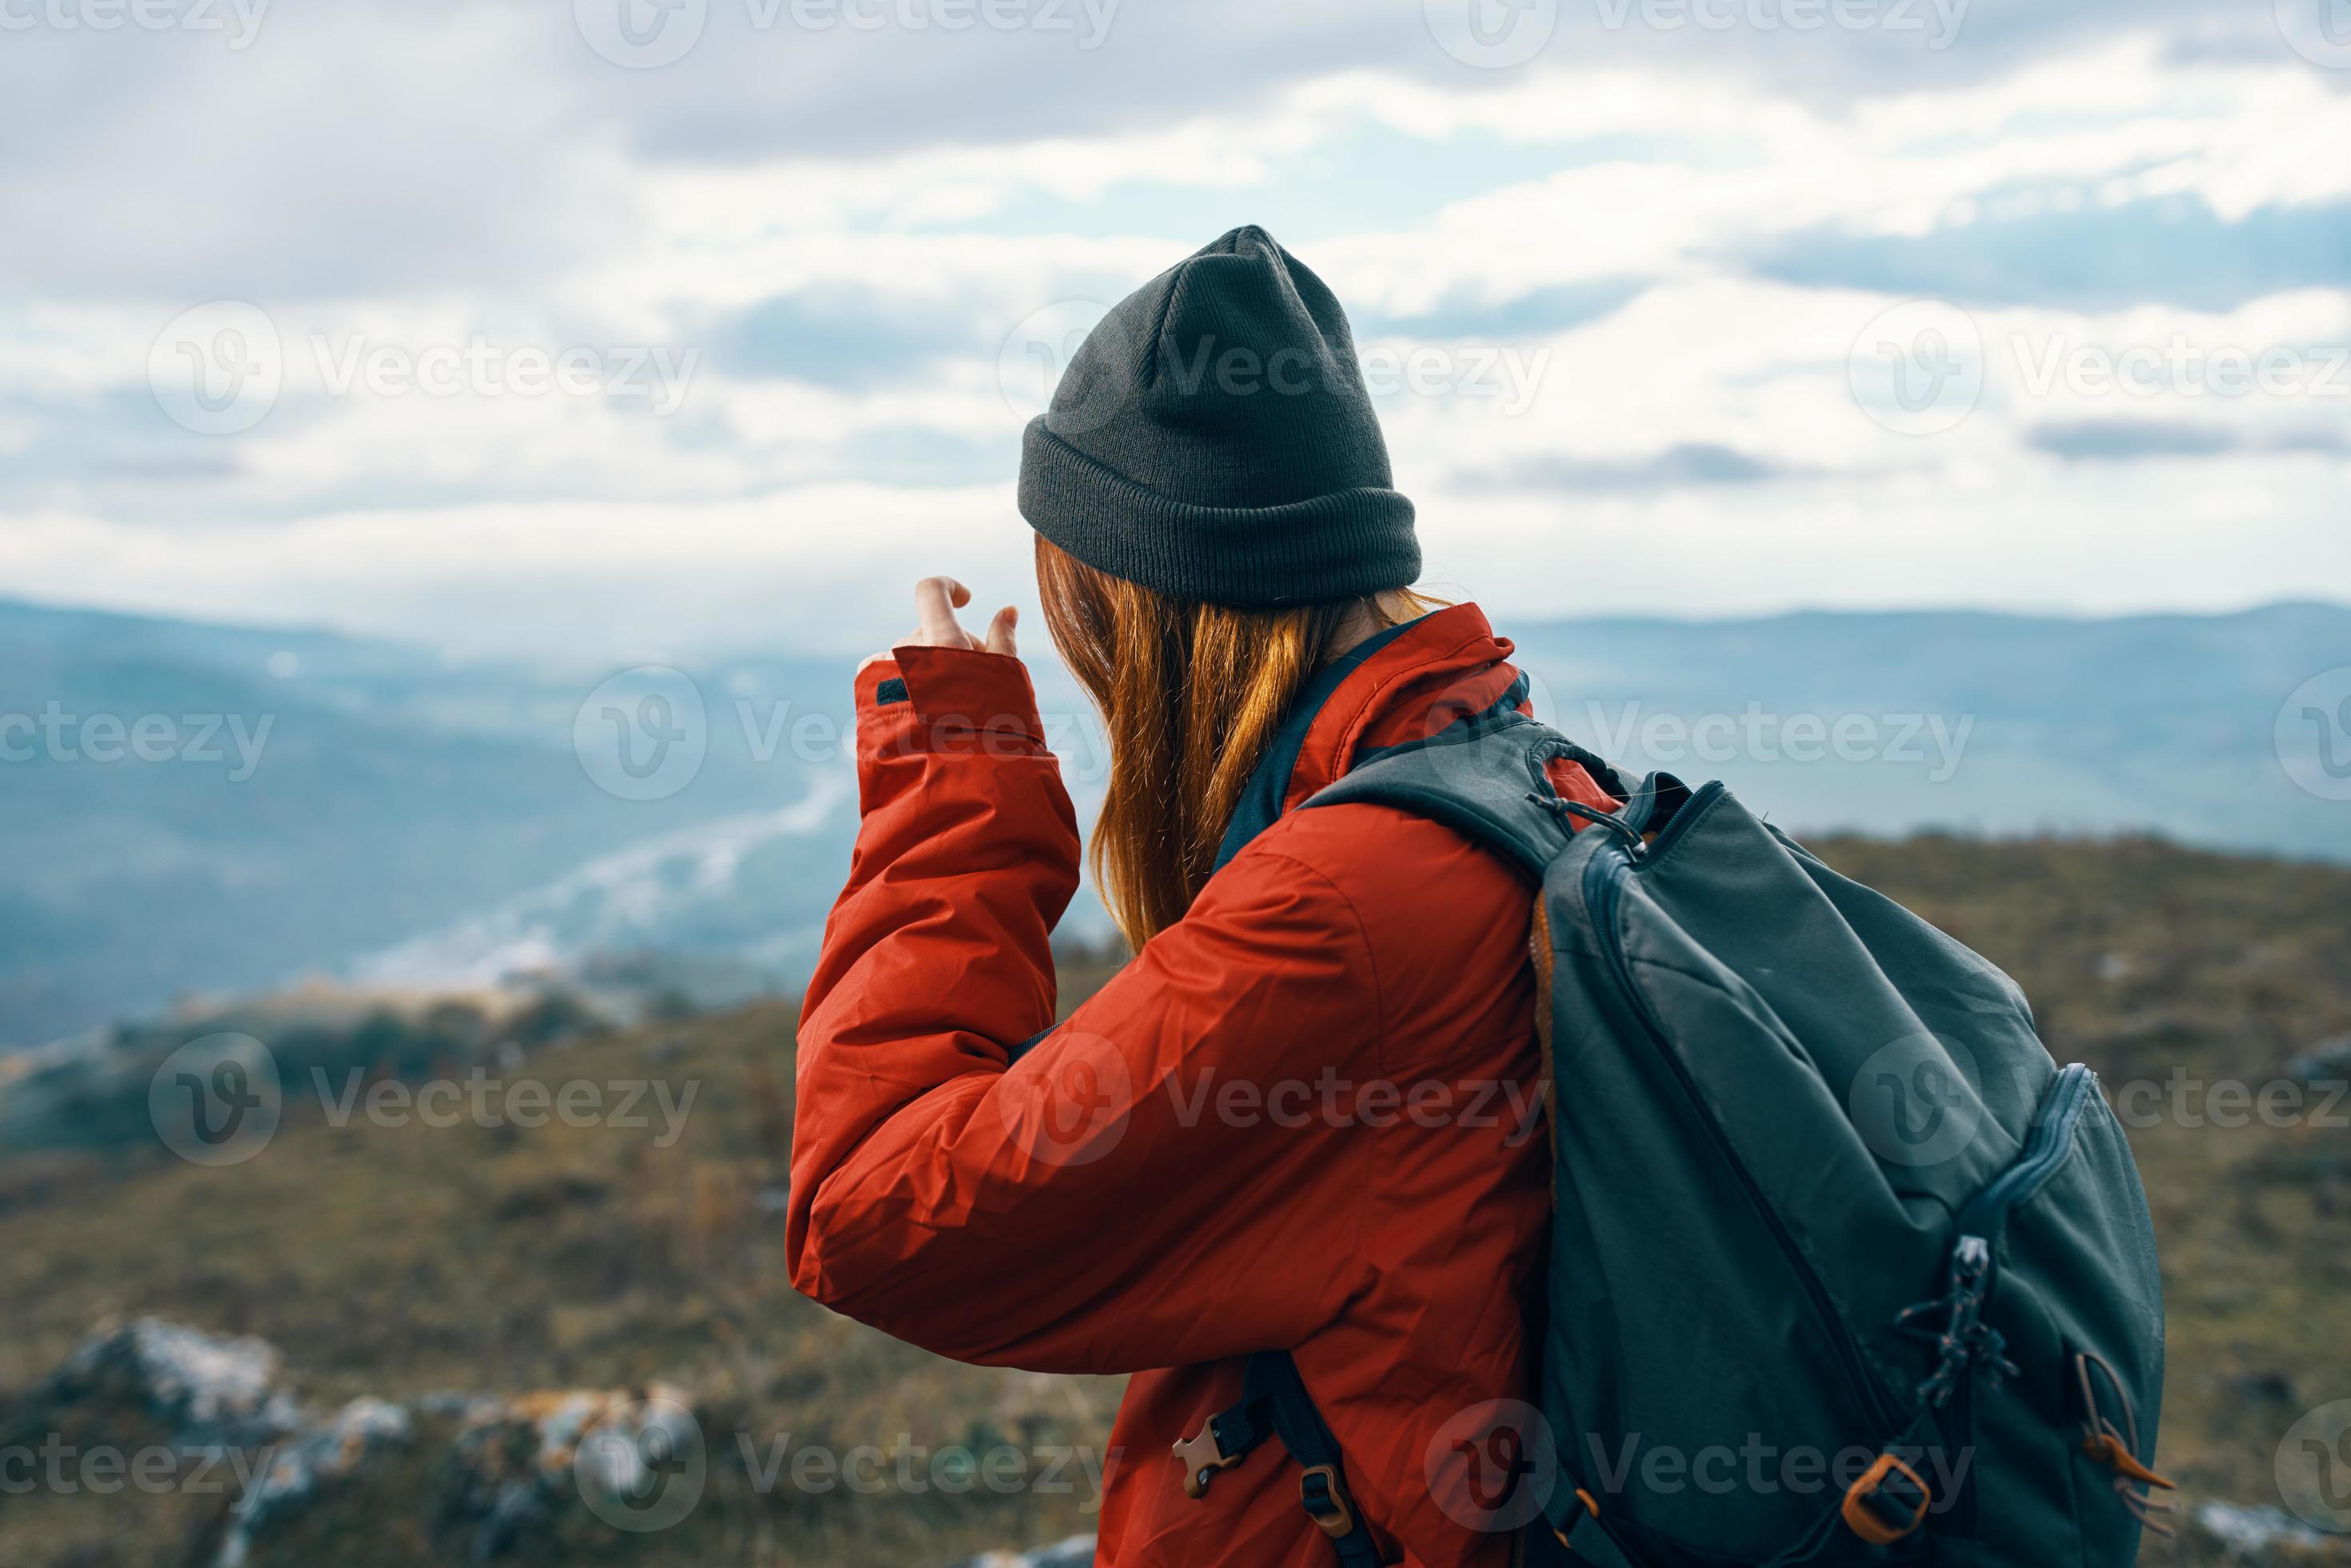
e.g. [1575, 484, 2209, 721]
[1185, 662, 2169, 1567]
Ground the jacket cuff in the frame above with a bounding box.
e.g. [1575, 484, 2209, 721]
[854, 646, 1050, 759]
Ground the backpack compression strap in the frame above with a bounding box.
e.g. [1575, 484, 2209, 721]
[1173, 1353, 1385, 1566]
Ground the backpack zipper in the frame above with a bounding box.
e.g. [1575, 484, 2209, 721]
[1922, 1062, 2096, 1534]
[1581, 841, 1908, 1441]
[1953, 1062, 2093, 1242]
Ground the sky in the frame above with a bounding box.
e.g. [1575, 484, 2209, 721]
[2, 0, 2347, 664]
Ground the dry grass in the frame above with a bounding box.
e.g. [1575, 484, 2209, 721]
[2, 836, 2347, 1564]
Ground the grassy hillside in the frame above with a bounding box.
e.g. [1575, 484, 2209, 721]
[1, 835, 2346, 1565]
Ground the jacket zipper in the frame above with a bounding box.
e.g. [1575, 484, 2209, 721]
[1582, 842, 1907, 1439]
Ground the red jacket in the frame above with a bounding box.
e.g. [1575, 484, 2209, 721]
[790, 603, 1612, 1566]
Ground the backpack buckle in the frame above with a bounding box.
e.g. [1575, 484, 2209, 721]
[1297, 1463, 1357, 1538]
[1841, 1453, 1930, 1546]
[1174, 1418, 1241, 1499]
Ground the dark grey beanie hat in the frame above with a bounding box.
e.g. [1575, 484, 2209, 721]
[1018, 225, 1419, 607]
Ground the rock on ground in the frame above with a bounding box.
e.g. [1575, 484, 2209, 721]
[2192, 1500, 2337, 1559]
[947, 1537, 1098, 1568]
[216, 1397, 412, 1567]
[49, 1316, 302, 1443]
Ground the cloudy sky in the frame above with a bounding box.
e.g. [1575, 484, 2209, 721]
[2, 0, 2346, 663]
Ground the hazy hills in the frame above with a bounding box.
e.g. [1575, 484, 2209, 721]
[3, 596, 2345, 1049]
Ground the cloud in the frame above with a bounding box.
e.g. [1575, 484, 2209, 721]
[1355, 279, 1649, 338]
[709, 288, 990, 388]
[1460, 442, 1806, 491]
[1751, 196, 2351, 311]
[3, 6, 2346, 658]
[2028, 418, 2351, 461]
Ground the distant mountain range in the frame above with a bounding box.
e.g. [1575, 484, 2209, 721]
[3, 596, 2345, 1049]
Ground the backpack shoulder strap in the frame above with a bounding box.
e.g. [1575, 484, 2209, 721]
[1183, 672, 1645, 1566]
[1299, 717, 1619, 877]
[1173, 1353, 1383, 1565]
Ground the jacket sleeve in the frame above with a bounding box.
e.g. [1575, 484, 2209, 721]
[787, 647, 1387, 1373]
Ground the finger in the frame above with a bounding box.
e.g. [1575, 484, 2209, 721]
[984, 605, 1018, 658]
[913, 576, 971, 645]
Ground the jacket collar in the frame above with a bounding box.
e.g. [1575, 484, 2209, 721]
[1282, 602, 1521, 806]
[1209, 603, 1521, 873]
